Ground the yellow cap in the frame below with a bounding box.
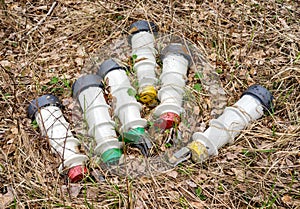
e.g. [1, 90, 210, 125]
[139, 86, 157, 104]
[187, 141, 209, 163]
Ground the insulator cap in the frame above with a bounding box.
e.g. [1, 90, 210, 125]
[161, 43, 192, 67]
[28, 94, 62, 120]
[154, 112, 181, 130]
[242, 84, 274, 112]
[72, 74, 103, 99]
[97, 58, 125, 78]
[128, 20, 158, 45]
[67, 165, 88, 183]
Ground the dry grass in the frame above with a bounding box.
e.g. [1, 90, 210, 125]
[0, 0, 299, 208]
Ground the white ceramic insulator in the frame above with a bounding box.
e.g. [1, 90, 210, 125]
[154, 54, 189, 116]
[131, 32, 157, 89]
[105, 69, 147, 132]
[35, 106, 88, 172]
[77, 86, 122, 155]
[192, 94, 264, 156]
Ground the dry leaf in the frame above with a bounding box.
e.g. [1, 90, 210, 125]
[167, 170, 178, 179]
[86, 187, 99, 199]
[237, 183, 248, 192]
[251, 194, 263, 202]
[226, 152, 238, 160]
[62, 97, 74, 109]
[0, 186, 14, 208]
[249, 68, 257, 76]
[77, 46, 86, 57]
[197, 173, 208, 181]
[69, 185, 82, 198]
[135, 199, 145, 209]
[0, 60, 11, 68]
[186, 180, 197, 188]
[231, 168, 245, 182]
[193, 106, 200, 115]
[168, 190, 180, 201]
[190, 201, 205, 208]
[61, 184, 82, 198]
[10, 127, 18, 135]
[198, 122, 206, 132]
[75, 57, 84, 67]
[281, 195, 292, 204]
[140, 176, 152, 184]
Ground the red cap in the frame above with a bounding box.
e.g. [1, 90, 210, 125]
[67, 165, 88, 182]
[154, 112, 181, 130]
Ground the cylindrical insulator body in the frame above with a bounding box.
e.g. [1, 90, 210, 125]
[155, 54, 189, 116]
[28, 95, 88, 182]
[129, 20, 158, 104]
[154, 43, 192, 129]
[132, 32, 157, 88]
[97, 59, 147, 132]
[72, 75, 122, 164]
[190, 84, 273, 161]
[35, 106, 84, 163]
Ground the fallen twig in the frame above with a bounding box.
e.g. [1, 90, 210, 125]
[26, 1, 57, 36]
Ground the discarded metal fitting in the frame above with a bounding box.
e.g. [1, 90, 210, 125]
[167, 147, 191, 167]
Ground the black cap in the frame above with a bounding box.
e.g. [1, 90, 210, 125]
[161, 43, 192, 67]
[97, 58, 125, 78]
[242, 84, 274, 112]
[128, 20, 158, 45]
[28, 94, 62, 120]
[72, 74, 103, 99]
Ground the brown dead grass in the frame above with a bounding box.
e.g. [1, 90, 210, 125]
[0, 0, 299, 208]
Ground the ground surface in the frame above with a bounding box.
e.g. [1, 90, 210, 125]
[0, 0, 299, 208]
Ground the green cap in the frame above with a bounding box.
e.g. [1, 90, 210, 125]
[101, 148, 122, 164]
[119, 127, 152, 156]
[120, 127, 145, 143]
